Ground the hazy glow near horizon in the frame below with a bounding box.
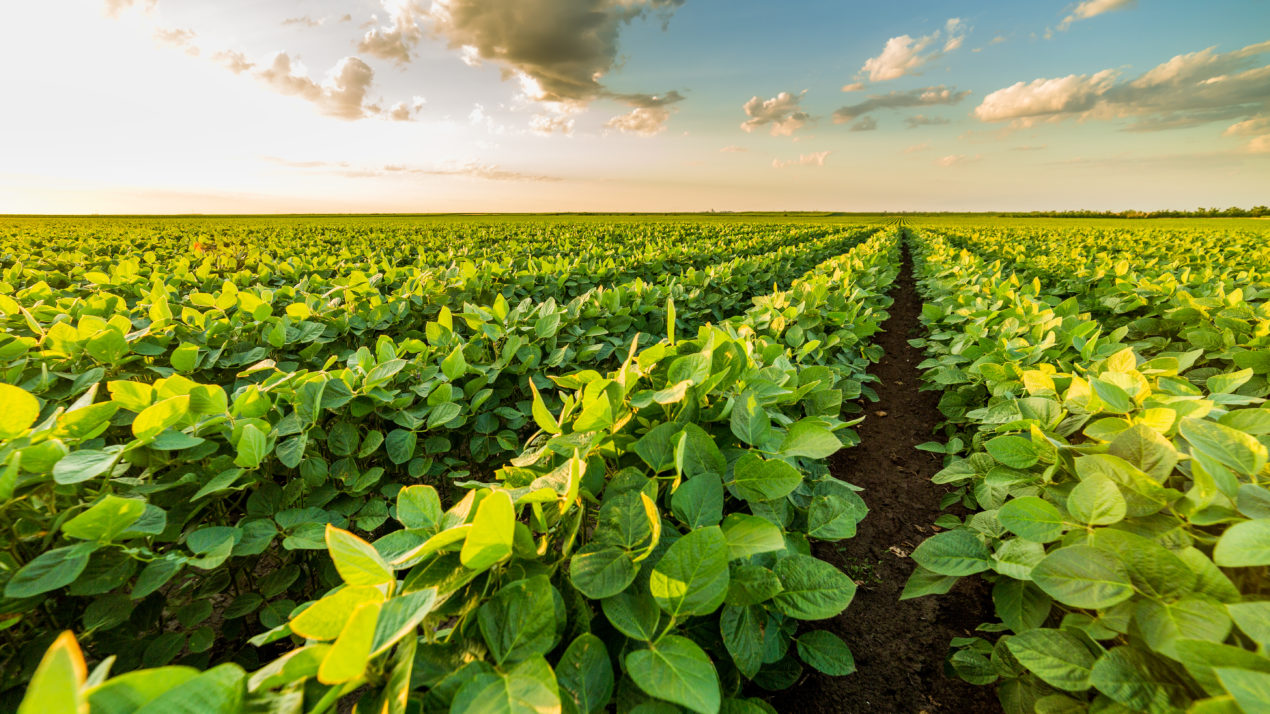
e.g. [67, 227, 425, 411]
[0, 0, 1267, 213]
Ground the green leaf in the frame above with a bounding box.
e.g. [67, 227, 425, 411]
[557, 634, 614, 714]
[529, 381, 561, 435]
[626, 636, 721, 714]
[318, 600, 381, 684]
[779, 421, 841, 460]
[171, 343, 199, 372]
[985, 435, 1039, 469]
[128, 663, 245, 714]
[397, 485, 442, 530]
[62, 495, 146, 542]
[132, 396, 190, 441]
[289, 585, 386, 640]
[1181, 418, 1268, 477]
[461, 490, 516, 571]
[998, 497, 1066, 543]
[796, 630, 855, 676]
[573, 393, 614, 432]
[720, 514, 785, 560]
[726, 565, 783, 606]
[233, 423, 267, 469]
[650, 526, 729, 617]
[1067, 474, 1126, 526]
[720, 604, 764, 678]
[325, 525, 393, 586]
[1004, 629, 1096, 692]
[672, 473, 724, 528]
[385, 429, 416, 465]
[1089, 646, 1192, 713]
[602, 588, 661, 641]
[910, 529, 992, 576]
[675, 424, 725, 478]
[1216, 667, 1270, 714]
[730, 453, 802, 502]
[17, 632, 85, 714]
[370, 589, 438, 656]
[0, 383, 41, 440]
[53, 447, 123, 485]
[4, 543, 96, 598]
[1032, 545, 1134, 609]
[1227, 602, 1270, 649]
[730, 393, 770, 447]
[1213, 519, 1270, 567]
[666, 298, 676, 345]
[441, 345, 467, 381]
[451, 659, 561, 714]
[478, 576, 556, 666]
[771, 554, 856, 620]
[807, 494, 860, 540]
[570, 544, 637, 599]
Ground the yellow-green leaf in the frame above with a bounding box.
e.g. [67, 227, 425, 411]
[0, 384, 40, 440]
[318, 601, 381, 684]
[325, 525, 394, 587]
[18, 631, 86, 714]
[460, 491, 515, 571]
[289, 586, 386, 641]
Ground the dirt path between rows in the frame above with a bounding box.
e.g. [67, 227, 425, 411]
[780, 238, 1000, 713]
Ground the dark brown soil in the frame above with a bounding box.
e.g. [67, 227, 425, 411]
[780, 240, 1001, 714]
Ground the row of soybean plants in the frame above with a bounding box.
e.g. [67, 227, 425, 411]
[0, 222, 875, 693]
[903, 226, 1270, 714]
[4, 226, 898, 712]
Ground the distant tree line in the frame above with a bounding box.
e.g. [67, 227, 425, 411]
[1006, 206, 1269, 218]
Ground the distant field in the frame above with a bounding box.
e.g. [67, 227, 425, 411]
[3, 215, 1268, 713]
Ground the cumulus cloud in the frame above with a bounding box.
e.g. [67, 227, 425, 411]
[741, 91, 811, 136]
[833, 85, 971, 123]
[935, 154, 980, 167]
[973, 41, 1270, 134]
[389, 96, 427, 121]
[530, 114, 576, 136]
[772, 151, 830, 169]
[848, 117, 877, 132]
[905, 114, 952, 129]
[359, 0, 428, 64]
[256, 53, 378, 120]
[860, 18, 968, 82]
[606, 106, 672, 136]
[427, 0, 684, 109]
[1057, 0, 1136, 31]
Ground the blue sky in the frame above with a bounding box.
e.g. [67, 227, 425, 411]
[0, 0, 1267, 212]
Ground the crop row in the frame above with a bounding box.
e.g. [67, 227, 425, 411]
[905, 227, 1270, 714]
[5, 227, 899, 712]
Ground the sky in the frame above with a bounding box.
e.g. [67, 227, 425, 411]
[0, 0, 1267, 213]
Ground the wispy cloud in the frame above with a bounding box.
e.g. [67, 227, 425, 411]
[266, 157, 562, 182]
[1057, 0, 1136, 32]
[772, 151, 830, 169]
[834, 86, 971, 123]
[905, 114, 951, 129]
[936, 154, 981, 167]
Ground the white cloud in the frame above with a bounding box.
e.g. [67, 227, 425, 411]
[859, 18, 968, 82]
[772, 151, 830, 168]
[359, 0, 427, 64]
[256, 53, 378, 121]
[529, 114, 575, 136]
[606, 106, 672, 136]
[213, 50, 254, 74]
[974, 41, 1270, 134]
[389, 96, 427, 121]
[154, 27, 198, 56]
[1058, 0, 1136, 31]
[973, 71, 1119, 123]
[741, 91, 811, 136]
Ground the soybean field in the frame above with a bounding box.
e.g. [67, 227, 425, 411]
[2, 215, 1269, 714]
